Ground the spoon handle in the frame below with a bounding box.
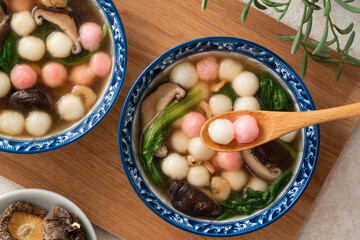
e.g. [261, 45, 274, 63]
[271, 102, 360, 138]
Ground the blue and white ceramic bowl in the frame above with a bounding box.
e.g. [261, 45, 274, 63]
[119, 37, 319, 237]
[0, 0, 127, 154]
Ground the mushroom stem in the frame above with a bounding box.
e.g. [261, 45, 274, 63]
[32, 6, 81, 54]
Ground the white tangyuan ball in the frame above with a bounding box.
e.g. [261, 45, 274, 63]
[221, 169, 249, 191]
[246, 176, 269, 192]
[219, 58, 243, 82]
[170, 130, 190, 154]
[187, 165, 210, 187]
[11, 11, 36, 36]
[279, 130, 299, 143]
[0, 110, 25, 135]
[18, 36, 46, 61]
[232, 71, 259, 96]
[170, 62, 198, 89]
[57, 94, 85, 121]
[234, 96, 261, 111]
[209, 94, 232, 116]
[47, 32, 74, 58]
[188, 137, 214, 161]
[0, 72, 11, 98]
[25, 111, 52, 136]
[161, 153, 189, 180]
[208, 119, 234, 145]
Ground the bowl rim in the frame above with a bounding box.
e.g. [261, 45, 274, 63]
[0, 0, 127, 154]
[0, 188, 97, 239]
[119, 36, 320, 237]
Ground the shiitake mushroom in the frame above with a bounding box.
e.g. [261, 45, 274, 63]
[0, 202, 47, 240]
[10, 88, 53, 111]
[167, 179, 222, 218]
[42, 206, 85, 240]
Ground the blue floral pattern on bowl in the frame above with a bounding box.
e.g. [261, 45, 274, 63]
[0, 0, 127, 153]
[119, 37, 319, 237]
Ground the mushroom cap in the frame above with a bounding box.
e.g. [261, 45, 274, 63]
[241, 148, 282, 182]
[0, 202, 47, 240]
[241, 140, 293, 182]
[42, 206, 85, 240]
[167, 179, 222, 218]
[141, 83, 186, 130]
[32, 6, 81, 54]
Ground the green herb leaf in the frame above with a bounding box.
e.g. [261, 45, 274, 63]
[309, 55, 342, 63]
[277, 35, 296, 41]
[254, 0, 267, 10]
[334, 22, 354, 35]
[304, 7, 313, 23]
[334, 63, 343, 82]
[201, 0, 208, 10]
[304, 17, 312, 41]
[324, 0, 331, 16]
[262, 0, 289, 7]
[334, 0, 360, 13]
[278, 2, 291, 21]
[241, 0, 253, 24]
[312, 53, 331, 59]
[342, 51, 360, 65]
[277, 139, 299, 159]
[291, 5, 307, 54]
[312, 17, 329, 55]
[343, 31, 355, 53]
[304, 43, 333, 53]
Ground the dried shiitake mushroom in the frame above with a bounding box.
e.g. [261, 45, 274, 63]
[42, 206, 85, 240]
[0, 202, 47, 240]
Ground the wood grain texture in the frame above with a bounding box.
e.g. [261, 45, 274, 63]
[0, 0, 360, 239]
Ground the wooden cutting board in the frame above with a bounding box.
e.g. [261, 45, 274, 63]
[1, 0, 360, 239]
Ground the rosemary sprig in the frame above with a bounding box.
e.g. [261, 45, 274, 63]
[201, 0, 360, 81]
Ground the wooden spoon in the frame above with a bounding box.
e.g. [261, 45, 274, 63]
[200, 102, 360, 152]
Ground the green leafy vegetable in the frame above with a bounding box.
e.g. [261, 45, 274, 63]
[33, 21, 58, 40]
[0, 31, 19, 74]
[217, 170, 292, 220]
[57, 25, 109, 66]
[256, 73, 293, 111]
[277, 139, 299, 159]
[218, 82, 238, 103]
[142, 88, 202, 186]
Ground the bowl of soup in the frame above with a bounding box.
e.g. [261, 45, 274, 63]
[0, 189, 96, 239]
[119, 37, 319, 236]
[0, 0, 127, 153]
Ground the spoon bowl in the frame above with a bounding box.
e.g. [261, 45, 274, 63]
[201, 102, 360, 151]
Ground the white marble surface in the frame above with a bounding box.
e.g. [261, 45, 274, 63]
[0, 2, 359, 240]
[297, 120, 360, 239]
[245, 0, 360, 58]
